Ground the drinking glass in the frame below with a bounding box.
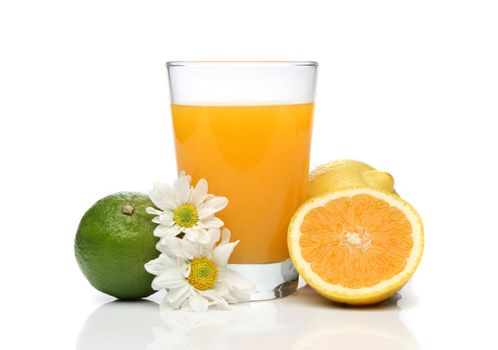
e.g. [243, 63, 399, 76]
[167, 61, 317, 300]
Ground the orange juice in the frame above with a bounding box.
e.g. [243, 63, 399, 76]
[171, 103, 313, 263]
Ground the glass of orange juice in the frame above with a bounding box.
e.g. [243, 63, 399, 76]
[167, 61, 317, 300]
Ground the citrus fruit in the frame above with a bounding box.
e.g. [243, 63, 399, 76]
[308, 160, 396, 198]
[75, 192, 159, 300]
[288, 187, 423, 305]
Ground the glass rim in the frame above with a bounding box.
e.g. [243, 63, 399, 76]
[166, 61, 318, 68]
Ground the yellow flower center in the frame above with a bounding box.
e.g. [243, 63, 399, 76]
[188, 257, 218, 291]
[173, 204, 198, 228]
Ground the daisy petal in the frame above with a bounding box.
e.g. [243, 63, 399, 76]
[189, 292, 209, 312]
[218, 266, 256, 292]
[190, 178, 208, 206]
[144, 254, 174, 275]
[182, 229, 196, 240]
[205, 196, 228, 212]
[149, 182, 177, 210]
[197, 229, 214, 245]
[146, 207, 163, 216]
[152, 268, 187, 290]
[160, 237, 187, 258]
[199, 290, 229, 309]
[220, 228, 231, 244]
[214, 282, 229, 296]
[199, 216, 224, 229]
[178, 170, 191, 183]
[199, 194, 215, 206]
[173, 174, 191, 204]
[166, 284, 191, 305]
[184, 228, 212, 245]
[180, 238, 198, 259]
[207, 228, 221, 245]
[154, 225, 180, 239]
[197, 207, 217, 220]
[183, 263, 191, 278]
[162, 237, 196, 259]
[158, 211, 174, 226]
[213, 240, 239, 266]
[229, 288, 252, 302]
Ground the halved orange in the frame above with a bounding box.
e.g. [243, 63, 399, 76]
[288, 187, 423, 305]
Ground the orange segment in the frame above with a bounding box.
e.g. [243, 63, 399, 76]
[300, 194, 413, 288]
[288, 188, 424, 305]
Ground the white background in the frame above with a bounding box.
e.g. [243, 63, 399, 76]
[1, 0, 497, 349]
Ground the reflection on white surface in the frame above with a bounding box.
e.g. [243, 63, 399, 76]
[147, 301, 293, 350]
[77, 286, 420, 350]
[77, 300, 163, 350]
[288, 288, 420, 350]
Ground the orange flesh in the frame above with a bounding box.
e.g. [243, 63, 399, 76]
[299, 194, 413, 288]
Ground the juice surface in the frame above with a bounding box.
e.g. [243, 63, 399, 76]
[171, 103, 313, 263]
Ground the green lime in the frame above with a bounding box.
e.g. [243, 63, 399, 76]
[75, 192, 159, 300]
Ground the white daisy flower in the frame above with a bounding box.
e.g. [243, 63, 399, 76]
[146, 172, 228, 244]
[144, 228, 255, 312]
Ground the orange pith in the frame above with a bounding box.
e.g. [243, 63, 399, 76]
[299, 194, 413, 289]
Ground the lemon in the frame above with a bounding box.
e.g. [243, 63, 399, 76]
[75, 192, 159, 300]
[288, 187, 423, 305]
[308, 160, 396, 198]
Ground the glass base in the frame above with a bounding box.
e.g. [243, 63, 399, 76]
[227, 259, 299, 301]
